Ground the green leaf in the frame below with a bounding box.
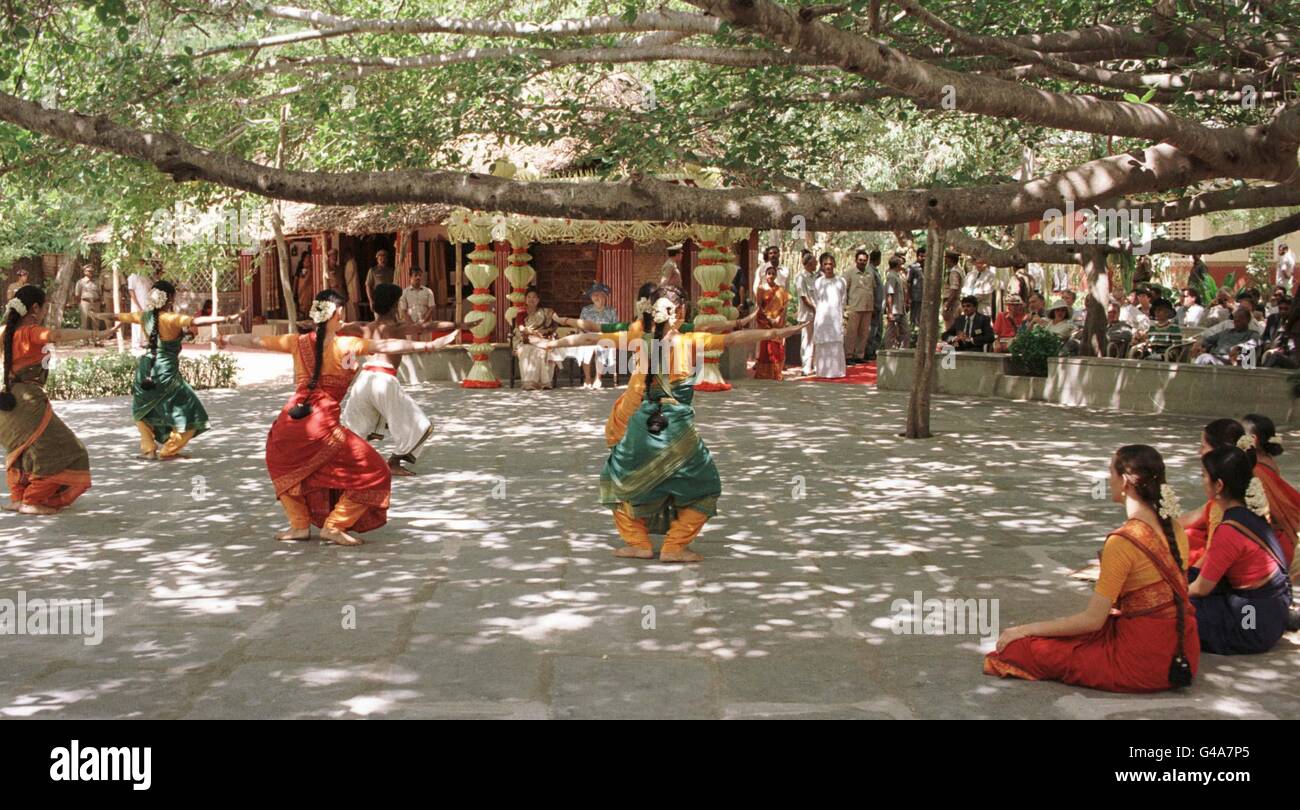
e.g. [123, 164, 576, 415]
[1140, 87, 1157, 103]
[1123, 93, 1141, 103]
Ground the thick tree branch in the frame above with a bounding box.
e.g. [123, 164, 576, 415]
[0, 91, 1230, 231]
[688, 0, 1287, 176]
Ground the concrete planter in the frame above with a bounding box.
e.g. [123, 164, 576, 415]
[877, 349, 1009, 397]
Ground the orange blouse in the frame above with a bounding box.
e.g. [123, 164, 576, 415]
[1095, 519, 1191, 602]
[8, 324, 52, 375]
[259, 334, 370, 387]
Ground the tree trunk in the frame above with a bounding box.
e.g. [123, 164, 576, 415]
[1080, 248, 1108, 356]
[44, 253, 77, 329]
[111, 262, 124, 352]
[271, 213, 298, 329]
[905, 223, 946, 439]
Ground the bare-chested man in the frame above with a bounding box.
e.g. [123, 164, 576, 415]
[339, 283, 460, 475]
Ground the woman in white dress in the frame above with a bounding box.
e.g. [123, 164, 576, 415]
[812, 252, 848, 378]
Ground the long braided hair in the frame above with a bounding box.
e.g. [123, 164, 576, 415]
[140, 280, 176, 391]
[642, 285, 684, 436]
[0, 285, 46, 412]
[288, 289, 346, 420]
[1112, 444, 1192, 688]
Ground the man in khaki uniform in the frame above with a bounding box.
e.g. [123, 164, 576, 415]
[74, 265, 103, 335]
[843, 249, 875, 364]
[942, 253, 965, 329]
[6, 267, 30, 301]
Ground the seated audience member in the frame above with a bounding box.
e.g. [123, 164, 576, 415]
[513, 286, 561, 390]
[1106, 295, 1146, 357]
[1263, 295, 1291, 343]
[985, 444, 1197, 692]
[1266, 286, 1287, 318]
[1181, 418, 1246, 568]
[1262, 313, 1300, 369]
[1242, 413, 1300, 581]
[992, 294, 1028, 352]
[1128, 299, 1181, 361]
[1189, 446, 1293, 654]
[1204, 289, 1234, 326]
[1042, 298, 1079, 354]
[1177, 288, 1205, 327]
[1193, 306, 1261, 365]
[1022, 291, 1048, 329]
[940, 296, 993, 352]
[1061, 289, 1085, 328]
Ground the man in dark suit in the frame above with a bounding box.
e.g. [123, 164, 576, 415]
[941, 296, 994, 351]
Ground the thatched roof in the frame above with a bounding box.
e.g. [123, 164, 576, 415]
[277, 202, 456, 236]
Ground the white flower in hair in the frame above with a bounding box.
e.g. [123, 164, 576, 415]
[1157, 483, 1181, 520]
[1236, 434, 1255, 452]
[4, 297, 26, 317]
[633, 297, 652, 318]
[309, 300, 337, 324]
[652, 297, 674, 324]
[1245, 477, 1270, 516]
[147, 287, 169, 311]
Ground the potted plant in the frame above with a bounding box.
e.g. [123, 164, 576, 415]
[1008, 326, 1064, 377]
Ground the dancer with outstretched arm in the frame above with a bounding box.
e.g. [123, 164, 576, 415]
[0, 286, 122, 514]
[94, 281, 243, 460]
[219, 290, 454, 546]
[533, 285, 805, 562]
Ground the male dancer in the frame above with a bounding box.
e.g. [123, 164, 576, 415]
[339, 283, 460, 476]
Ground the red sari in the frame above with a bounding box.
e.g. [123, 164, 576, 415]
[1253, 462, 1300, 573]
[753, 282, 789, 381]
[985, 519, 1199, 693]
[265, 334, 391, 532]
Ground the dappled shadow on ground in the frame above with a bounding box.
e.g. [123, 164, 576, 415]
[0, 379, 1296, 718]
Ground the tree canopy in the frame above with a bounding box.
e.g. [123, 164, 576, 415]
[0, 0, 1296, 258]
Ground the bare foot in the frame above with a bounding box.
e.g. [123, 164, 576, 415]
[614, 545, 654, 559]
[388, 459, 416, 477]
[274, 528, 312, 542]
[591, 378, 603, 390]
[19, 503, 58, 515]
[137, 451, 157, 460]
[159, 453, 191, 461]
[2, 502, 20, 512]
[659, 548, 703, 563]
[321, 527, 364, 546]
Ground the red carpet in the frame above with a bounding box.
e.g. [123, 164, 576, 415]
[795, 361, 877, 385]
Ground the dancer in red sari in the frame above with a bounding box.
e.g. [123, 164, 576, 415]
[985, 445, 1198, 692]
[1242, 413, 1300, 578]
[220, 290, 449, 546]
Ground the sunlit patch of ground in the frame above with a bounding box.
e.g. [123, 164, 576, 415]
[1, 369, 1296, 719]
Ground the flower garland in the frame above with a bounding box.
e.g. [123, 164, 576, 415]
[462, 231, 501, 389]
[147, 287, 170, 311]
[4, 298, 26, 317]
[309, 300, 337, 324]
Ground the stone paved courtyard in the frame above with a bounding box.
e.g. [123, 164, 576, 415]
[2, 356, 1297, 719]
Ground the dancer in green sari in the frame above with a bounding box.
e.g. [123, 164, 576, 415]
[96, 281, 241, 459]
[535, 285, 804, 562]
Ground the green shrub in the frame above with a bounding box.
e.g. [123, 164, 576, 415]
[46, 351, 238, 401]
[1008, 326, 1064, 377]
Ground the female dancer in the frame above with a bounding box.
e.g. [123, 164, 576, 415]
[1189, 446, 1293, 653]
[220, 290, 451, 546]
[533, 285, 805, 562]
[0, 286, 121, 514]
[95, 281, 242, 459]
[1180, 418, 1245, 567]
[985, 444, 1198, 692]
[1241, 413, 1300, 579]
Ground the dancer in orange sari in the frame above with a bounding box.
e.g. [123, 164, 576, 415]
[753, 264, 790, 380]
[1242, 413, 1300, 579]
[985, 444, 1198, 692]
[0, 286, 120, 514]
[1180, 418, 1243, 568]
[220, 290, 450, 546]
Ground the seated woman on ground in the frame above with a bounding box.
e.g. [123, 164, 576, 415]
[985, 444, 1198, 692]
[1181, 418, 1246, 568]
[1188, 446, 1294, 653]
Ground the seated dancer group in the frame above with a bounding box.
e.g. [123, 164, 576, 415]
[986, 415, 1299, 693]
[0, 286, 121, 514]
[532, 284, 804, 562]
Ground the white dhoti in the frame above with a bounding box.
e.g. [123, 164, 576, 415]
[814, 342, 846, 378]
[341, 363, 433, 460]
